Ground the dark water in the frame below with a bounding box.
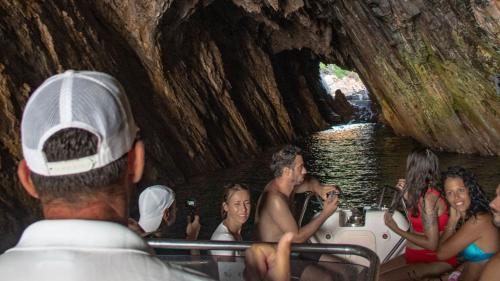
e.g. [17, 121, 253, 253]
[169, 123, 500, 240]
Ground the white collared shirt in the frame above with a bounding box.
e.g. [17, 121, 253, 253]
[0, 220, 212, 281]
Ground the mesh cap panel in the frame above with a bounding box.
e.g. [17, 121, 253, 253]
[21, 70, 139, 176]
[22, 81, 62, 150]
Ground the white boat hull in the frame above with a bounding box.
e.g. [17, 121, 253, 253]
[309, 207, 409, 265]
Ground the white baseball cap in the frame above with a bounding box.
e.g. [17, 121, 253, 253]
[138, 185, 175, 233]
[21, 70, 139, 176]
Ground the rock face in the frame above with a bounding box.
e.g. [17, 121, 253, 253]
[330, 0, 500, 155]
[331, 89, 357, 122]
[0, 0, 499, 251]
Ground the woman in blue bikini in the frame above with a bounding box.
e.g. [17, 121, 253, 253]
[436, 166, 499, 281]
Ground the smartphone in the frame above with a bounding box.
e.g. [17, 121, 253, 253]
[185, 198, 198, 220]
[327, 190, 341, 199]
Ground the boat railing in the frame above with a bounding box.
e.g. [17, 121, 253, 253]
[298, 192, 316, 227]
[378, 184, 410, 263]
[297, 185, 409, 264]
[148, 239, 380, 281]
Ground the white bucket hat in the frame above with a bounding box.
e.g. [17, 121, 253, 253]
[138, 185, 175, 233]
[21, 70, 139, 176]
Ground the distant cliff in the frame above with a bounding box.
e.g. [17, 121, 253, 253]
[0, 0, 499, 252]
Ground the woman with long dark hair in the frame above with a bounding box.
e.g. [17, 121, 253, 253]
[380, 148, 456, 281]
[436, 166, 498, 281]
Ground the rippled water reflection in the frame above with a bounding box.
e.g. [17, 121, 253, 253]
[303, 123, 500, 207]
[165, 123, 500, 239]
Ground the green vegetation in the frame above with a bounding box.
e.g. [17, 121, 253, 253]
[319, 63, 351, 78]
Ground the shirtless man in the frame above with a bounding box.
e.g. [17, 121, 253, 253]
[255, 145, 339, 243]
[479, 183, 500, 281]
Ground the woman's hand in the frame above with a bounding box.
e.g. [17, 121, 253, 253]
[384, 210, 400, 233]
[395, 179, 409, 201]
[395, 179, 406, 191]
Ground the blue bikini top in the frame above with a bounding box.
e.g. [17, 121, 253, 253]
[460, 243, 495, 262]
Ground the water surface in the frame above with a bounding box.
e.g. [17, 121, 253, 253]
[168, 123, 500, 239]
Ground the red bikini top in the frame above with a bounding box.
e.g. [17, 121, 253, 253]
[408, 188, 449, 233]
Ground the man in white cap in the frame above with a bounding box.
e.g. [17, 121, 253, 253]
[0, 70, 292, 281]
[138, 185, 177, 235]
[137, 185, 200, 242]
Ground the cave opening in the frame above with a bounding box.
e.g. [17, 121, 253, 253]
[319, 63, 375, 124]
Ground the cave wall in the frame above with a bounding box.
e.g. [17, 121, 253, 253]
[229, 0, 500, 154]
[0, 0, 333, 251]
[0, 0, 499, 252]
[329, 0, 500, 155]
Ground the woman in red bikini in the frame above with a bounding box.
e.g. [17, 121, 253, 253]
[379, 148, 457, 281]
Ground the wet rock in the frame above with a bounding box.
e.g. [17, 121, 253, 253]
[0, 0, 499, 252]
[331, 89, 356, 122]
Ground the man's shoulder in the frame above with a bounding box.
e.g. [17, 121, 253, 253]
[262, 189, 288, 206]
[0, 241, 213, 281]
[258, 191, 292, 221]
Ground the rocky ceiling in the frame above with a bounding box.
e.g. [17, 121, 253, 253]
[0, 0, 499, 251]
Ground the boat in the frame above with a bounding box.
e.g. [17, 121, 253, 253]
[147, 185, 408, 280]
[298, 185, 409, 266]
[149, 239, 379, 281]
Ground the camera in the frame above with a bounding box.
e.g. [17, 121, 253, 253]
[327, 190, 341, 199]
[185, 197, 198, 218]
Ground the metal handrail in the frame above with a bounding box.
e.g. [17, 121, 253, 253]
[148, 239, 380, 281]
[377, 185, 387, 208]
[298, 192, 315, 227]
[380, 184, 411, 263]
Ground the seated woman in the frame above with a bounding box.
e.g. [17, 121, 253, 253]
[380, 148, 456, 281]
[436, 166, 499, 281]
[210, 183, 251, 256]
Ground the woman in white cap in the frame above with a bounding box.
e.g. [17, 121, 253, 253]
[210, 183, 251, 256]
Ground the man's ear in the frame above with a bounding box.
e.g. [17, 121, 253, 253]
[163, 208, 170, 223]
[282, 166, 291, 177]
[18, 160, 39, 199]
[128, 140, 145, 183]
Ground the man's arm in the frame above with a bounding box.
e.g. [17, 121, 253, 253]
[268, 192, 338, 243]
[294, 177, 320, 194]
[294, 177, 339, 200]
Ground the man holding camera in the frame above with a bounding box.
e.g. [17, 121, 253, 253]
[135, 185, 201, 241]
[134, 185, 201, 256]
[0, 70, 292, 281]
[255, 145, 340, 243]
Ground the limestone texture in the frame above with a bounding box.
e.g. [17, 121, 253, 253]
[0, 0, 499, 251]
